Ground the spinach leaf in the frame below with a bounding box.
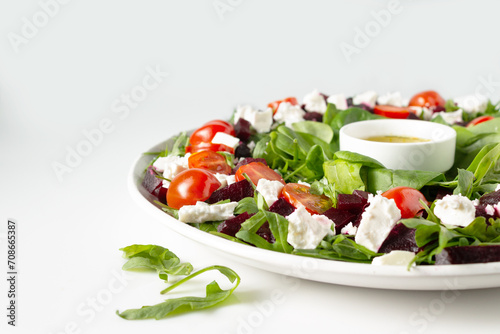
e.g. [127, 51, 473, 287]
[117, 265, 240, 320]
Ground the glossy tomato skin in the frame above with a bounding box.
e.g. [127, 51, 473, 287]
[268, 97, 298, 114]
[373, 105, 413, 119]
[408, 91, 446, 109]
[234, 162, 285, 186]
[381, 186, 428, 219]
[467, 115, 494, 127]
[281, 183, 332, 214]
[188, 120, 235, 147]
[166, 168, 221, 209]
[188, 150, 232, 174]
[185, 142, 234, 154]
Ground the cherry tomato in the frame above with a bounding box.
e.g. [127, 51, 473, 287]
[373, 105, 414, 119]
[381, 186, 428, 219]
[281, 183, 332, 214]
[185, 142, 235, 154]
[166, 168, 221, 209]
[234, 162, 285, 186]
[189, 120, 235, 146]
[467, 115, 495, 127]
[408, 90, 446, 109]
[188, 150, 232, 175]
[268, 97, 298, 114]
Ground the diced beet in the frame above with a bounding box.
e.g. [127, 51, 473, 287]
[257, 223, 275, 243]
[142, 166, 163, 194]
[217, 212, 251, 237]
[406, 112, 421, 120]
[269, 198, 295, 217]
[435, 245, 500, 265]
[322, 207, 357, 234]
[434, 187, 453, 201]
[353, 190, 370, 201]
[235, 143, 252, 158]
[233, 157, 267, 173]
[378, 223, 419, 253]
[479, 190, 500, 206]
[303, 112, 323, 122]
[206, 179, 254, 204]
[475, 204, 496, 220]
[157, 187, 168, 204]
[433, 105, 446, 113]
[336, 193, 367, 212]
[234, 118, 252, 142]
[346, 97, 354, 107]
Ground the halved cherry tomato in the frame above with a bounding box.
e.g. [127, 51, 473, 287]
[185, 142, 234, 154]
[166, 168, 221, 209]
[268, 97, 298, 114]
[188, 150, 232, 174]
[281, 183, 332, 214]
[188, 119, 235, 145]
[374, 105, 414, 119]
[467, 115, 495, 127]
[234, 162, 285, 186]
[408, 90, 446, 109]
[381, 186, 428, 219]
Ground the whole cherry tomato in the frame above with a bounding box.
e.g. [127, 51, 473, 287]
[408, 90, 446, 109]
[234, 162, 285, 186]
[187, 120, 236, 153]
[188, 150, 232, 175]
[373, 105, 414, 119]
[166, 168, 221, 209]
[467, 115, 495, 127]
[381, 186, 428, 219]
[281, 183, 332, 214]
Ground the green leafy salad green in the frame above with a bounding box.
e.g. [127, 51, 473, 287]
[141, 90, 500, 267]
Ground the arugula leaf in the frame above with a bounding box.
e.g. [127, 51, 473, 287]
[117, 265, 240, 320]
[120, 245, 193, 281]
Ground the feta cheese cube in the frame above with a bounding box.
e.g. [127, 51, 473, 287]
[371, 250, 415, 266]
[214, 173, 235, 189]
[377, 91, 405, 107]
[234, 105, 273, 133]
[355, 194, 401, 252]
[256, 179, 285, 207]
[326, 93, 348, 110]
[409, 106, 433, 121]
[433, 194, 475, 227]
[153, 154, 190, 187]
[178, 201, 238, 223]
[340, 222, 357, 236]
[273, 102, 305, 127]
[211, 132, 240, 149]
[353, 90, 378, 108]
[303, 89, 327, 113]
[454, 94, 488, 113]
[286, 206, 334, 249]
[432, 109, 463, 125]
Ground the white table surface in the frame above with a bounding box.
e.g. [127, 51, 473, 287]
[2, 1, 500, 333]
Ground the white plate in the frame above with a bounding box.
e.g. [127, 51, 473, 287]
[128, 138, 500, 291]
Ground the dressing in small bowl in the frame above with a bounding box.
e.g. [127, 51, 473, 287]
[339, 119, 457, 172]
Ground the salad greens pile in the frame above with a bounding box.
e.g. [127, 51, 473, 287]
[145, 95, 500, 267]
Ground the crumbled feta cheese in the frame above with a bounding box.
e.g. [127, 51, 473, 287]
[211, 132, 240, 149]
[432, 109, 463, 125]
[234, 105, 273, 133]
[303, 89, 327, 113]
[409, 106, 433, 121]
[340, 222, 357, 236]
[153, 154, 190, 187]
[454, 94, 488, 113]
[256, 179, 285, 207]
[273, 102, 305, 127]
[247, 141, 256, 151]
[371, 251, 415, 266]
[178, 201, 238, 223]
[485, 204, 495, 216]
[214, 173, 235, 189]
[286, 206, 335, 249]
[355, 194, 401, 252]
[353, 90, 378, 108]
[377, 91, 405, 107]
[433, 194, 475, 227]
[326, 93, 348, 110]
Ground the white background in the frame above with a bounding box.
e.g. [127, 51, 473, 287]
[2, 0, 500, 333]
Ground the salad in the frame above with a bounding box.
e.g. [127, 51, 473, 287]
[142, 89, 500, 267]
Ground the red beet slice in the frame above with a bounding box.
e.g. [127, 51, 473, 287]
[475, 204, 497, 220]
[218, 212, 251, 237]
[378, 223, 418, 253]
[336, 193, 368, 212]
[257, 222, 275, 243]
[322, 207, 358, 234]
[435, 245, 500, 265]
[269, 198, 295, 217]
[303, 112, 322, 122]
[234, 118, 252, 142]
[479, 190, 500, 206]
[206, 179, 254, 204]
[142, 166, 163, 194]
